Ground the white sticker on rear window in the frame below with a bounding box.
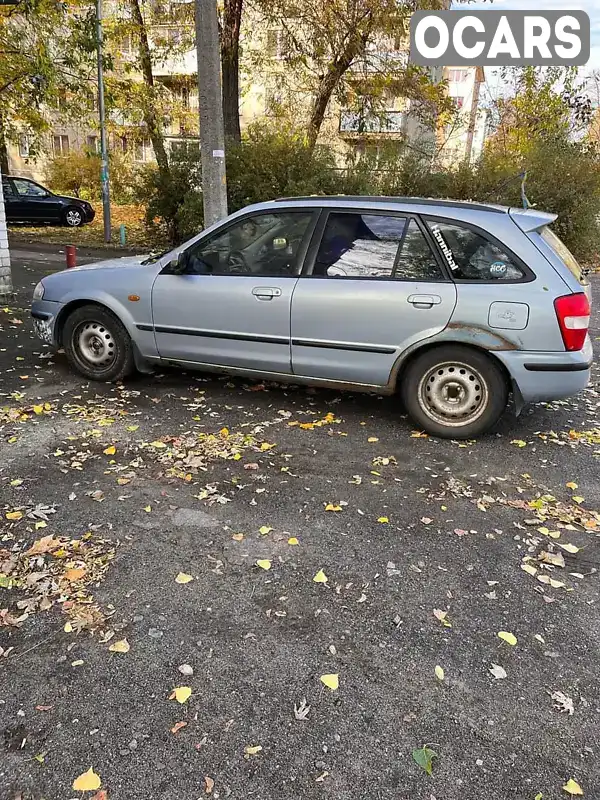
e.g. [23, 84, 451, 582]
[430, 224, 459, 271]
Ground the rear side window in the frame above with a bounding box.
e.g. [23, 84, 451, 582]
[426, 220, 525, 281]
[313, 212, 444, 280]
[541, 226, 586, 284]
[1, 178, 13, 197]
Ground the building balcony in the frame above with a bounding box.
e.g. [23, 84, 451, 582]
[339, 110, 406, 136]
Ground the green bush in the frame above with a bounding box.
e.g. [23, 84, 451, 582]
[45, 149, 143, 205]
[140, 141, 203, 245]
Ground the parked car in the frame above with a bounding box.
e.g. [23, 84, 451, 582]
[30, 196, 593, 438]
[2, 176, 95, 227]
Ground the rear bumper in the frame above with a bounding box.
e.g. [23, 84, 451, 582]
[496, 337, 593, 403]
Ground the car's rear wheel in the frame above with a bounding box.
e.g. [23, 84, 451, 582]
[63, 305, 134, 382]
[401, 345, 508, 439]
[64, 206, 84, 227]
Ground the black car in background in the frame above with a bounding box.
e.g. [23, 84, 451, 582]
[2, 176, 95, 228]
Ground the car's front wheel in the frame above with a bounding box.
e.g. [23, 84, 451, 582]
[64, 206, 84, 227]
[401, 345, 508, 439]
[63, 305, 134, 382]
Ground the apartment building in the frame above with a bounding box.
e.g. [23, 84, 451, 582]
[6, 13, 487, 181]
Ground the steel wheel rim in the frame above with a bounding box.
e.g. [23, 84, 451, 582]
[73, 321, 116, 371]
[417, 361, 488, 427]
[66, 209, 83, 226]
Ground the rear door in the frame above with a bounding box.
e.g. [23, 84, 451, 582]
[290, 210, 457, 386]
[2, 177, 17, 222]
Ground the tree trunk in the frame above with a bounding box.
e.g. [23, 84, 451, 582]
[464, 67, 482, 164]
[306, 34, 367, 150]
[128, 0, 170, 177]
[220, 0, 243, 142]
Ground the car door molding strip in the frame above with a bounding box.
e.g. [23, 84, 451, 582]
[138, 324, 396, 355]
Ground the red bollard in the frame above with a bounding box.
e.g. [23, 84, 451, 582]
[65, 245, 77, 269]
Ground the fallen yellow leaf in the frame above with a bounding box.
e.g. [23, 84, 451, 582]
[109, 638, 130, 654]
[563, 778, 584, 795]
[64, 622, 73, 633]
[256, 559, 271, 570]
[566, 482, 578, 490]
[244, 745, 263, 756]
[260, 442, 275, 451]
[259, 526, 273, 535]
[175, 572, 194, 584]
[287, 537, 299, 545]
[144, 505, 152, 513]
[34, 520, 47, 530]
[320, 673, 339, 690]
[150, 441, 167, 448]
[33, 405, 43, 415]
[558, 543, 580, 554]
[377, 516, 389, 523]
[72, 767, 102, 792]
[367, 437, 379, 443]
[232, 533, 244, 542]
[103, 445, 116, 455]
[498, 631, 517, 646]
[220, 427, 229, 436]
[511, 439, 527, 447]
[324, 504, 342, 512]
[63, 568, 87, 582]
[170, 686, 192, 704]
[435, 665, 445, 681]
[572, 496, 585, 505]
[5, 511, 23, 520]
[313, 569, 328, 584]
[521, 563, 538, 576]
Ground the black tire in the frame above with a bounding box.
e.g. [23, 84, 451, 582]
[401, 345, 508, 439]
[63, 304, 135, 382]
[63, 206, 84, 227]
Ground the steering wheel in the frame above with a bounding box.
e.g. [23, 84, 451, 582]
[227, 250, 251, 273]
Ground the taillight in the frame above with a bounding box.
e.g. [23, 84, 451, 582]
[554, 293, 590, 351]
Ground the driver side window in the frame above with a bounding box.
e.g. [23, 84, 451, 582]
[184, 211, 314, 276]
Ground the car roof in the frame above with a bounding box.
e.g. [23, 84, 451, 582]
[273, 195, 508, 214]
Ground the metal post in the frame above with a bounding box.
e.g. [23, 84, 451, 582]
[96, 0, 111, 242]
[195, 0, 228, 228]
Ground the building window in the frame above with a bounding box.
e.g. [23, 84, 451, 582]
[18, 136, 30, 158]
[448, 69, 469, 82]
[266, 28, 289, 59]
[134, 138, 153, 162]
[53, 135, 70, 156]
[453, 96, 464, 110]
[86, 135, 99, 153]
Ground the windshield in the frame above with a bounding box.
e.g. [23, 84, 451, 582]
[541, 226, 587, 284]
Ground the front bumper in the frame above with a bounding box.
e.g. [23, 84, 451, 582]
[496, 336, 594, 404]
[31, 300, 63, 346]
[84, 207, 96, 222]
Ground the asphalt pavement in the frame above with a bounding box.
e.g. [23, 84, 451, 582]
[1, 247, 599, 800]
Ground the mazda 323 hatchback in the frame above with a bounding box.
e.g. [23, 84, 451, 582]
[31, 196, 593, 438]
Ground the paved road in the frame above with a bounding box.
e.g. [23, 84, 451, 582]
[0, 252, 599, 800]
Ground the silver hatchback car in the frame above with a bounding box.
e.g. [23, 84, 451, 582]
[31, 196, 593, 438]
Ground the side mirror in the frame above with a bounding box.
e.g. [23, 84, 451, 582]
[169, 251, 187, 275]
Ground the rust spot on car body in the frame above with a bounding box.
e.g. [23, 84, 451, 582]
[446, 322, 520, 351]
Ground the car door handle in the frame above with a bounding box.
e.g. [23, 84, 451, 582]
[407, 294, 442, 308]
[252, 287, 281, 300]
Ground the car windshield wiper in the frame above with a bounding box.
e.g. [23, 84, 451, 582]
[141, 249, 171, 265]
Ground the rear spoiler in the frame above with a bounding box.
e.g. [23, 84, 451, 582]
[509, 208, 557, 233]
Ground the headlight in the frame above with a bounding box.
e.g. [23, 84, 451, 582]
[33, 281, 45, 301]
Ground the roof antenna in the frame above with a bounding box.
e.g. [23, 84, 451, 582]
[520, 171, 530, 209]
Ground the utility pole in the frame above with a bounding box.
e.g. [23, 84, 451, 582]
[96, 0, 111, 242]
[195, 0, 228, 227]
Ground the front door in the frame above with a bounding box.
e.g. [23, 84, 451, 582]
[11, 178, 62, 222]
[151, 209, 317, 373]
[291, 211, 457, 386]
